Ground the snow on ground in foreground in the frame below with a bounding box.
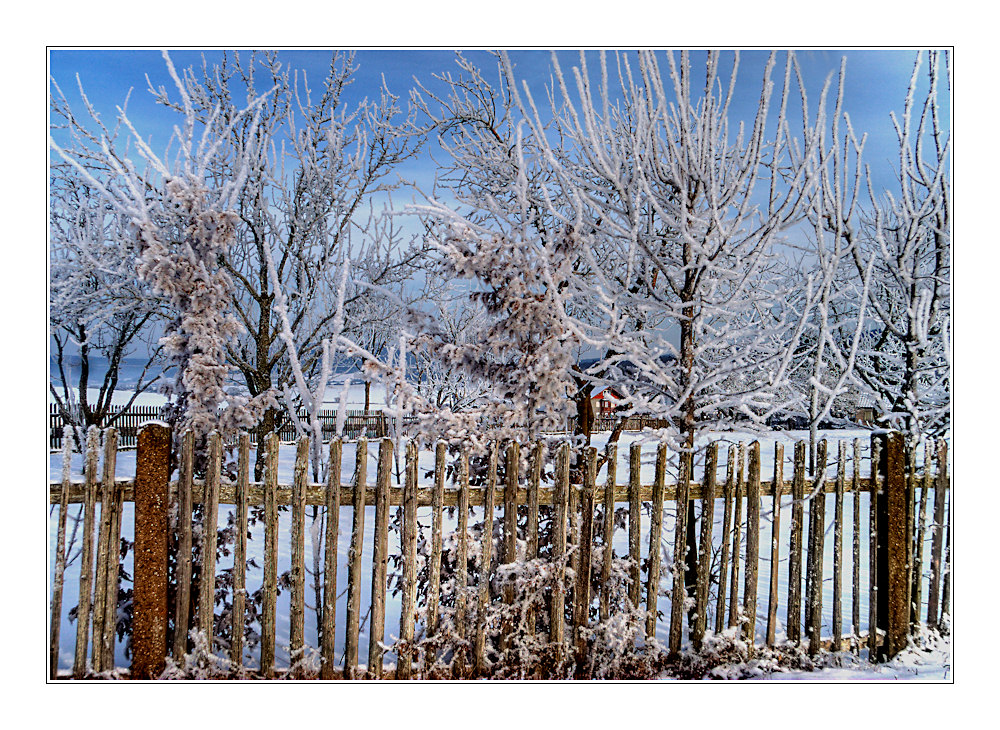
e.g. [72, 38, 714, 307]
[48, 426, 952, 679]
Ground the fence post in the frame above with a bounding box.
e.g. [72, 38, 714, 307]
[872, 431, 910, 661]
[132, 422, 171, 680]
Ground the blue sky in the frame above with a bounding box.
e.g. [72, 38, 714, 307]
[49, 48, 950, 205]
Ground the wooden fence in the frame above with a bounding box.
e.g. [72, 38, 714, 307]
[49, 404, 391, 449]
[48, 426, 951, 680]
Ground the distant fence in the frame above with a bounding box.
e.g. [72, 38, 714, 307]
[48, 404, 392, 449]
[49, 427, 951, 679]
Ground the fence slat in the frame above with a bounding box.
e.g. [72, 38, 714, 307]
[574, 447, 596, 674]
[288, 436, 308, 676]
[628, 443, 642, 610]
[231, 434, 250, 673]
[321, 439, 342, 680]
[905, 440, 917, 634]
[911, 438, 932, 633]
[526, 441, 542, 635]
[455, 448, 470, 676]
[807, 440, 828, 656]
[73, 427, 100, 678]
[197, 432, 222, 655]
[261, 433, 279, 678]
[173, 430, 194, 659]
[833, 440, 846, 651]
[787, 441, 806, 645]
[367, 438, 392, 677]
[474, 442, 499, 677]
[693, 442, 717, 649]
[714, 446, 735, 634]
[501, 441, 520, 651]
[927, 439, 948, 629]
[850, 438, 862, 654]
[344, 438, 368, 678]
[868, 437, 880, 660]
[742, 442, 761, 650]
[91, 429, 116, 672]
[669, 448, 692, 655]
[765, 443, 784, 647]
[97, 429, 120, 672]
[941, 490, 951, 621]
[646, 443, 667, 638]
[550, 442, 570, 666]
[398, 440, 419, 679]
[50, 435, 72, 679]
[727, 443, 745, 629]
[427, 441, 447, 637]
[600, 443, 617, 623]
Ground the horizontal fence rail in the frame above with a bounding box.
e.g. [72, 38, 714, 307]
[49, 426, 951, 680]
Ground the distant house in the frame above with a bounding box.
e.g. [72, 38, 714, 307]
[591, 386, 624, 418]
[855, 394, 879, 426]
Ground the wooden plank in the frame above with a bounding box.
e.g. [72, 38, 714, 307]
[806, 440, 827, 656]
[927, 439, 948, 629]
[628, 443, 642, 609]
[787, 440, 806, 645]
[852, 438, 862, 654]
[288, 436, 308, 676]
[911, 438, 932, 633]
[91, 429, 117, 672]
[715, 445, 736, 635]
[474, 442, 499, 677]
[100, 430, 121, 671]
[321, 438, 342, 680]
[398, 440, 419, 679]
[198, 431, 222, 655]
[765, 443, 784, 647]
[550, 442, 570, 664]
[905, 439, 917, 634]
[669, 447, 692, 655]
[600, 443, 617, 623]
[427, 440, 447, 637]
[694, 442, 717, 649]
[173, 430, 195, 660]
[574, 447, 596, 673]
[260, 432, 279, 679]
[742, 442, 761, 650]
[501, 440, 519, 650]
[454, 448, 470, 676]
[941, 489, 951, 620]
[367, 438, 392, 678]
[727, 443, 745, 630]
[343, 438, 368, 678]
[50, 435, 72, 678]
[73, 427, 100, 678]
[832, 440, 846, 652]
[646, 442, 666, 638]
[525, 441, 542, 635]
[231, 434, 250, 673]
[868, 437, 880, 660]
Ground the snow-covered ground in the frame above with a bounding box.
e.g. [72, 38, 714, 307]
[48, 426, 951, 680]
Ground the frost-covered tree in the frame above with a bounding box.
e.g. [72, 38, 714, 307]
[849, 51, 951, 438]
[147, 51, 428, 473]
[48, 150, 166, 451]
[50, 51, 276, 462]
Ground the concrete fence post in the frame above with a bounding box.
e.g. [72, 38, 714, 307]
[132, 422, 171, 679]
[871, 430, 911, 661]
